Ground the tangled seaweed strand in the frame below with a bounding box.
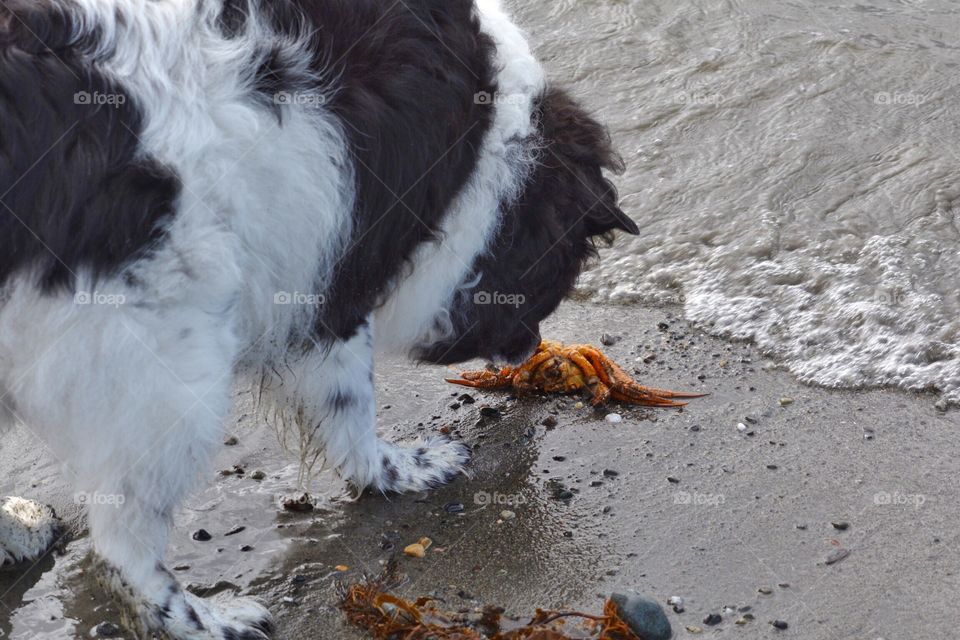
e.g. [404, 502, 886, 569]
[338, 564, 643, 640]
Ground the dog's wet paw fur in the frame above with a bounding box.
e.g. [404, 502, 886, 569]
[370, 437, 472, 494]
[99, 560, 274, 639]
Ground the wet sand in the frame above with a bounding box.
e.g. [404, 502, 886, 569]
[1, 300, 957, 639]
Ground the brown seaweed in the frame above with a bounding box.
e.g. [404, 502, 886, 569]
[338, 564, 643, 640]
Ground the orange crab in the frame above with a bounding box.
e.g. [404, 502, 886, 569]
[446, 340, 705, 408]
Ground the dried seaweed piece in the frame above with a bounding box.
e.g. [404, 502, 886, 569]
[338, 564, 643, 640]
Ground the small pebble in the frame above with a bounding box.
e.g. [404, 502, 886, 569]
[500, 510, 516, 520]
[737, 422, 748, 432]
[778, 397, 794, 406]
[250, 470, 266, 481]
[404, 543, 426, 558]
[479, 406, 502, 418]
[600, 333, 621, 346]
[192, 529, 212, 542]
[574, 401, 585, 409]
[283, 494, 314, 512]
[703, 613, 722, 626]
[758, 587, 773, 595]
[239, 545, 253, 552]
[825, 548, 850, 565]
[605, 413, 623, 423]
[223, 436, 239, 446]
[832, 521, 850, 531]
[685, 626, 703, 634]
[772, 620, 789, 630]
[541, 415, 558, 428]
[94, 622, 121, 638]
[224, 526, 246, 536]
[444, 502, 465, 514]
[602, 469, 620, 478]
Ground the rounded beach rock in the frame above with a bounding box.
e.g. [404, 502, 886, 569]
[611, 592, 672, 640]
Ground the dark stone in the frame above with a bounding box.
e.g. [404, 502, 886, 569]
[610, 593, 672, 640]
[192, 529, 212, 542]
[772, 620, 789, 630]
[479, 406, 502, 418]
[94, 622, 121, 638]
[704, 613, 722, 626]
[444, 502, 466, 514]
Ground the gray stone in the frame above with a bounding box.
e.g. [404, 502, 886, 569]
[611, 592, 672, 640]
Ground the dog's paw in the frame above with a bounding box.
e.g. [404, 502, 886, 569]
[181, 593, 275, 640]
[131, 590, 274, 639]
[373, 437, 472, 493]
[0, 496, 60, 567]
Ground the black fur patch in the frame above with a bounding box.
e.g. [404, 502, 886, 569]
[382, 455, 400, 486]
[418, 87, 639, 365]
[0, 3, 179, 292]
[217, 0, 249, 38]
[263, 0, 498, 341]
[327, 389, 357, 415]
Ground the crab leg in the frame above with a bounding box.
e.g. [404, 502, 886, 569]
[563, 349, 609, 405]
[445, 368, 514, 389]
[579, 346, 706, 408]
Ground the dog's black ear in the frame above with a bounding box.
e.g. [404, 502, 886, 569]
[540, 88, 640, 238]
[586, 196, 640, 237]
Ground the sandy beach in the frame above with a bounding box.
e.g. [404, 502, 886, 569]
[2, 300, 956, 639]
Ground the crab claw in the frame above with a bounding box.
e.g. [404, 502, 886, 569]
[445, 370, 511, 390]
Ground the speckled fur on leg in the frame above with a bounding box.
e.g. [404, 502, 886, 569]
[262, 320, 471, 495]
[95, 559, 274, 640]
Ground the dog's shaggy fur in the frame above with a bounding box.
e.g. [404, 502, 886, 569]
[0, 0, 638, 636]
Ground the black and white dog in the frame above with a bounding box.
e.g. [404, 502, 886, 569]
[0, 0, 638, 637]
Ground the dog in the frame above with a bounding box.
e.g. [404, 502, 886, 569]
[0, 0, 639, 637]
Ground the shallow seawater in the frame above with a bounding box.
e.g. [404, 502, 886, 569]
[517, 0, 960, 406]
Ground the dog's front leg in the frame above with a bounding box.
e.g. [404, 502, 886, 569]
[3, 294, 274, 639]
[81, 344, 274, 639]
[276, 319, 470, 494]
